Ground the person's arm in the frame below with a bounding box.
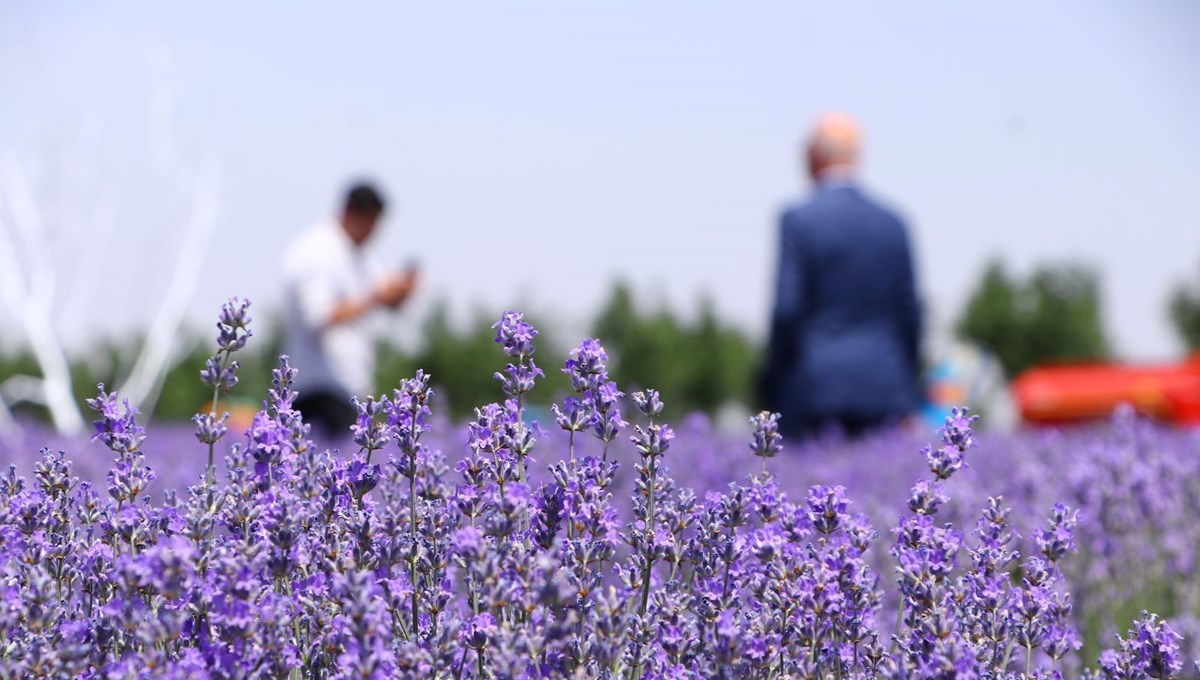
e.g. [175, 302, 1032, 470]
[326, 291, 384, 326]
[376, 268, 418, 311]
[325, 272, 417, 325]
[293, 263, 379, 333]
[762, 212, 807, 409]
[295, 267, 414, 332]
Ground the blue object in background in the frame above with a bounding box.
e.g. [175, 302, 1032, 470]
[921, 341, 1011, 430]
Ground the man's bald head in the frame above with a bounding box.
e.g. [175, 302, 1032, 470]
[805, 113, 862, 182]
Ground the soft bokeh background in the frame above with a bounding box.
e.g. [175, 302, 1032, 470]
[4, 7, 1200, 667]
[1, 1, 1199, 428]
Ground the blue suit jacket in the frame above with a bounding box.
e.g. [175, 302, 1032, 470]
[763, 184, 922, 432]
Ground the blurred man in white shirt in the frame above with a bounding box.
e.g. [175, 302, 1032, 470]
[282, 181, 417, 435]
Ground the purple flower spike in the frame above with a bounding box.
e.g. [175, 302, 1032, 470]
[216, 297, 253, 352]
[632, 389, 665, 419]
[1036, 503, 1079, 564]
[268, 355, 299, 412]
[86, 384, 146, 455]
[631, 423, 674, 459]
[8, 308, 1197, 680]
[748, 411, 783, 460]
[939, 406, 979, 452]
[551, 397, 591, 433]
[563, 338, 609, 393]
[807, 484, 848, 535]
[351, 395, 393, 453]
[1101, 612, 1184, 679]
[192, 411, 229, 446]
[492, 311, 539, 358]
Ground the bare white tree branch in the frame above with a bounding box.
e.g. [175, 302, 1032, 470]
[0, 374, 48, 406]
[119, 161, 221, 413]
[0, 160, 85, 435]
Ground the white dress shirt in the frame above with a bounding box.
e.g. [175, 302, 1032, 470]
[282, 220, 377, 399]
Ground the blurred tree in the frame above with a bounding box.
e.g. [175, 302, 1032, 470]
[151, 325, 281, 423]
[152, 341, 220, 421]
[69, 339, 133, 411]
[90, 313, 288, 424]
[592, 282, 637, 353]
[378, 300, 497, 420]
[957, 259, 1110, 377]
[684, 296, 756, 414]
[1168, 260, 1200, 351]
[376, 300, 571, 420]
[592, 281, 758, 419]
[685, 299, 727, 413]
[3, 282, 761, 426]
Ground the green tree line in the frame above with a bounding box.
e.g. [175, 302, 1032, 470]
[0, 282, 760, 423]
[3, 264, 1199, 425]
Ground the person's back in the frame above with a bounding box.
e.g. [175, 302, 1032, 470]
[763, 114, 921, 437]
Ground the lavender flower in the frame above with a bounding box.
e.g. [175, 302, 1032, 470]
[563, 338, 608, 393]
[86, 385, 146, 455]
[1036, 502, 1079, 565]
[192, 411, 229, 446]
[197, 297, 254, 481]
[492, 311, 537, 358]
[2, 303, 1196, 679]
[1098, 612, 1184, 679]
[632, 389, 664, 419]
[493, 312, 545, 401]
[748, 410, 782, 473]
[351, 395, 393, 459]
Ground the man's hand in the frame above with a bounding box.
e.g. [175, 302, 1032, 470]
[375, 270, 418, 309]
[325, 272, 418, 327]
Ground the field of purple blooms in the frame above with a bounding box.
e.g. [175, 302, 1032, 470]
[2, 298, 1197, 678]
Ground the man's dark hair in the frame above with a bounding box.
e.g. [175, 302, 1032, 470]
[343, 182, 386, 215]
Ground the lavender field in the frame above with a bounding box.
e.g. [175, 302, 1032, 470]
[2, 300, 1197, 678]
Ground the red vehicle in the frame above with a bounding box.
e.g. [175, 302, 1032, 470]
[1012, 354, 1200, 426]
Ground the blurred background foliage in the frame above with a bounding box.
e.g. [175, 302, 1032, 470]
[591, 282, 758, 421]
[4, 265, 1197, 425]
[1168, 257, 1200, 351]
[956, 259, 1112, 378]
[0, 281, 760, 424]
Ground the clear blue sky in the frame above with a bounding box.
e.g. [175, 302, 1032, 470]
[2, 1, 1198, 359]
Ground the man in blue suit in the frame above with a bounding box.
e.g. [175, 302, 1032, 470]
[763, 114, 922, 438]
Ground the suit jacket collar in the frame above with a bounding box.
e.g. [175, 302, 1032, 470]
[814, 165, 858, 194]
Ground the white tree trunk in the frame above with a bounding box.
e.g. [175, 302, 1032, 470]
[0, 161, 85, 435]
[118, 163, 220, 414]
